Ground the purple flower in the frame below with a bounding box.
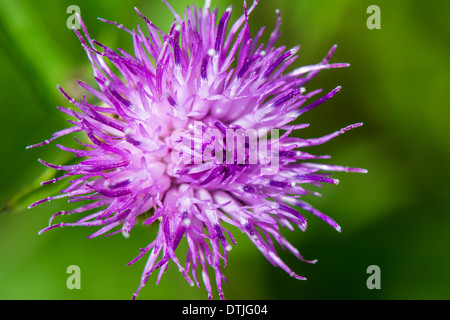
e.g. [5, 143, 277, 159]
[28, 0, 366, 299]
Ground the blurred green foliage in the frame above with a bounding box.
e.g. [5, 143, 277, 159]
[1, 0, 449, 300]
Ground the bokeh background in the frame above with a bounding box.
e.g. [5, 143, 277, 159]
[1, 0, 449, 300]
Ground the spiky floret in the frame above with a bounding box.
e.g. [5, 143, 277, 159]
[28, 0, 366, 299]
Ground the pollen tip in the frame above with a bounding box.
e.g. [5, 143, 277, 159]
[291, 272, 306, 280]
[207, 48, 216, 56]
[343, 122, 363, 132]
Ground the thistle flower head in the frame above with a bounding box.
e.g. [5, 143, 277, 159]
[28, 0, 366, 300]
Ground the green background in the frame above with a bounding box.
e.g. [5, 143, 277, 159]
[1, 0, 449, 300]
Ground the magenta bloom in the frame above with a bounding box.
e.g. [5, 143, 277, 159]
[28, 0, 366, 299]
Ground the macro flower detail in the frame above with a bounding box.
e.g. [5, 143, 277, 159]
[28, 0, 366, 300]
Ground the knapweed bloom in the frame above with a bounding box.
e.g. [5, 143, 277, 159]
[28, 0, 366, 299]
